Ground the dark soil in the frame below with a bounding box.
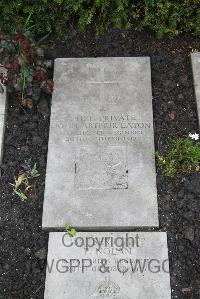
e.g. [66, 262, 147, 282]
[0, 27, 200, 299]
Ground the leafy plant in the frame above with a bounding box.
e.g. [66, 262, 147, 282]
[157, 136, 200, 177]
[0, 14, 53, 106]
[10, 159, 40, 201]
[64, 223, 77, 237]
[0, 0, 199, 38]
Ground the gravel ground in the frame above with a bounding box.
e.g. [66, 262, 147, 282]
[0, 27, 200, 298]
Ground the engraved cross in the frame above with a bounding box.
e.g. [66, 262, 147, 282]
[87, 67, 117, 111]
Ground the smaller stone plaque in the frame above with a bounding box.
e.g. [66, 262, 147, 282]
[44, 232, 171, 299]
[75, 146, 128, 190]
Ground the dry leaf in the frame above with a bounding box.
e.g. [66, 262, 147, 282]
[181, 288, 190, 294]
[22, 98, 33, 109]
[168, 111, 177, 120]
[15, 173, 26, 189]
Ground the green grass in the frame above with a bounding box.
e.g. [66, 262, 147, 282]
[157, 137, 200, 177]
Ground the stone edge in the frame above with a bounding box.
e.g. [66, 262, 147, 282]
[0, 77, 7, 164]
[191, 52, 200, 128]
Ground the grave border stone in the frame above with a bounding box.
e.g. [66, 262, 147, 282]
[191, 52, 200, 127]
[0, 68, 7, 163]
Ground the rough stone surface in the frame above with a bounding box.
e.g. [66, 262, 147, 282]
[44, 232, 171, 299]
[43, 57, 158, 229]
[191, 52, 200, 126]
[0, 69, 7, 163]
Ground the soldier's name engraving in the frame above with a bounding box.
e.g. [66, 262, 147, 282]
[51, 114, 151, 144]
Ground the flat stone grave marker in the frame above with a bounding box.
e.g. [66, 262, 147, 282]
[43, 57, 158, 229]
[191, 52, 200, 126]
[44, 232, 171, 299]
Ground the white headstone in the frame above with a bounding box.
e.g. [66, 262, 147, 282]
[43, 58, 158, 229]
